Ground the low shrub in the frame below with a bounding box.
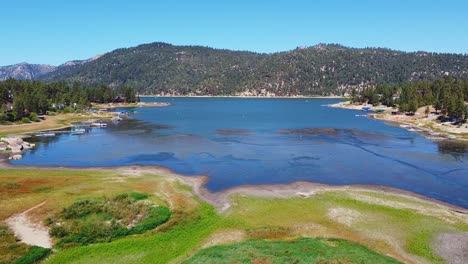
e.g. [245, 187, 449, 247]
[62, 107, 74, 114]
[29, 112, 40, 122]
[20, 117, 31, 123]
[129, 192, 149, 201]
[48, 193, 170, 247]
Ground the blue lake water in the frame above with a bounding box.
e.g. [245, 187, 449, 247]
[12, 98, 468, 208]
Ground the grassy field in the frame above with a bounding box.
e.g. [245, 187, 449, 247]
[1, 168, 467, 263]
[183, 238, 401, 264]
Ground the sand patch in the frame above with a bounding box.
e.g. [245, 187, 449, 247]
[434, 232, 468, 264]
[5, 201, 52, 248]
[350, 192, 468, 224]
[200, 230, 245, 249]
[327, 207, 361, 227]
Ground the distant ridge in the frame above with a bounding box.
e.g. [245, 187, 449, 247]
[2, 42, 468, 96]
[0, 63, 56, 81]
[0, 55, 102, 81]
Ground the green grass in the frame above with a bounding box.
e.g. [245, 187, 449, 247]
[2, 168, 467, 264]
[183, 238, 402, 264]
[12, 246, 52, 264]
[0, 224, 29, 264]
[226, 191, 467, 263]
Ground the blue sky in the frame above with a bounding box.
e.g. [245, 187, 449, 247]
[1, 0, 467, 65]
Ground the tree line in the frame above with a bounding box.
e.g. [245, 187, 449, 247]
[351, 77, 468, 120]
[0, 79, 138, 123]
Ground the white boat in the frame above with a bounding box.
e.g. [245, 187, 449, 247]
[35, 132, 56, 137]
[91, 122, 108, 127]
[71, 128, 86, 135]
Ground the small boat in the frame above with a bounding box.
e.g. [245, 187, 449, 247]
[112, 116, 123, 122]
[71, 128, 86, 135]
[91, 122, 108, 127]
[35, 132, 56, 137]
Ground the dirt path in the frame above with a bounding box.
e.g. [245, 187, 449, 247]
[5, 201, 52, 248]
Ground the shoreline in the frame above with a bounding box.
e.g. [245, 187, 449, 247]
[0, 112, 119, 137]
[1, 161, 466, 212]
[329, 101, 468, 142]
[140, 95, 345, 99]
[92, 101, 171, 109]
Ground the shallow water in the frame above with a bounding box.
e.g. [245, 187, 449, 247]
[12, 98, 468, 208]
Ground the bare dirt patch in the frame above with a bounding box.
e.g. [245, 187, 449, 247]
[433, 232, 468, 264]
[5, 201, 52, 248]
[327, 207, 361, 227]
[200, 230, 245, 249]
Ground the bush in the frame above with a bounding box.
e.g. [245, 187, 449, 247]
[29, 112, 40, 122]
[13, 246, 51, 264]
[129, 192, 149, 201]
[47, 111, 57, 116]
[0, 113, 7, 123]
[61, 200, 101, 219]
[48, 194, 171, 247]
[63, 107, 74, 113]
[20, 117, 31, 123]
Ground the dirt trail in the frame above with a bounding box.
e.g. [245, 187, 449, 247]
[5, 201, 52, 248]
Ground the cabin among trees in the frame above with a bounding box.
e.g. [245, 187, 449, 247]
[351, 77, 468, 122]
[113, 96, 127, 103]
[0, 79, 138, 124]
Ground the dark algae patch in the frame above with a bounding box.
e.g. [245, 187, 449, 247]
[183, 238, 402, 264]
[46, 193, 170, 248]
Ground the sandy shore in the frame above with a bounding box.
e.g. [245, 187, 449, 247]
[2, 162, 466, 214]
[329, 101, 468, 141]
[92, 102, 171, 109]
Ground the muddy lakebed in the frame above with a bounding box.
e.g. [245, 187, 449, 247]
[11, 97, 468, 208]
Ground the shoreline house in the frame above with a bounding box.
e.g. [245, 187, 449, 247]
[113, 95, 127, 103]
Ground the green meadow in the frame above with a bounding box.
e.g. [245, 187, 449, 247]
[0, 168, 466, 263]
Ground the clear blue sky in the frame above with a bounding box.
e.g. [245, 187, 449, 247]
[1, 0, 467, 65]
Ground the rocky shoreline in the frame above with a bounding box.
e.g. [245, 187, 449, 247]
[329, 101, 468, 141]
[0, 136, 35, 160]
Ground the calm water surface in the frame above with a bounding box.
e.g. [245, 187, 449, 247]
[12, 98, 468, 208]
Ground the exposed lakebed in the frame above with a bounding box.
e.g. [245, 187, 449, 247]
[11, 98, 468, 208]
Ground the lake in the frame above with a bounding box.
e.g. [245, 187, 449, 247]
[12, 98, 468, 208]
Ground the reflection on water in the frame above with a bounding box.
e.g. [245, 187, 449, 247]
[12, 97, 468, 208]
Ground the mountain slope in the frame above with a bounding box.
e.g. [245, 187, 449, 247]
[0, 63, 56, 81]
[20, 42, 468, 95]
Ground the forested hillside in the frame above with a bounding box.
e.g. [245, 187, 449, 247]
[42, 42, 468, 96]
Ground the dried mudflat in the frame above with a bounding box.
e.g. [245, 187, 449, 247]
[1, 164, 467, 264]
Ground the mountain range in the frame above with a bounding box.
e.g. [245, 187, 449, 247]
[1, 42, 467, 96]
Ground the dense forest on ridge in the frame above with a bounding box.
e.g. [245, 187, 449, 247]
[41, 42, 468, 96]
